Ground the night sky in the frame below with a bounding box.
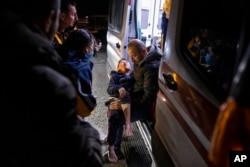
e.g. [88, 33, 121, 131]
[77, 0, 110, 17]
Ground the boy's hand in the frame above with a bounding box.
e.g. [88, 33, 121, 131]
[118, 87, 126, 98]
[109, 99, 122, 110]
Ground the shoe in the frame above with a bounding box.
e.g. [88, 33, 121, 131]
[115, 149, 125, 159]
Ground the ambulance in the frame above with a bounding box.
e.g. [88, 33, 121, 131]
[107, 0, 249, 166]
[106, 0, 164, 75]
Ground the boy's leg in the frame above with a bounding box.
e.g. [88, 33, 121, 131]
[114, 121, 124, 159]
[121, 103, 133, 137]
[107, 109, 124, 162]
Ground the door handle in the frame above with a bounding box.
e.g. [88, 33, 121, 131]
[163, 73, 178, 91]
[116, 42, 120, 49]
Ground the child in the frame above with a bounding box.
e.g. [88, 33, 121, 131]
[106, 58, 134, 137]
[105, 58, 134, 163]
[60, 28, 97, 118]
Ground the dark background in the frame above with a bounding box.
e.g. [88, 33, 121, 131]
[77, 0, 110, 17]
[75, 0, 110, 45]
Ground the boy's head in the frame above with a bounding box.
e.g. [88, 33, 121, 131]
[117, 58, 131, 74]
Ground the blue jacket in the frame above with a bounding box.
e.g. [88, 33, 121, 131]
[107, 71, 134, 98]
[64, 51, 94, 94]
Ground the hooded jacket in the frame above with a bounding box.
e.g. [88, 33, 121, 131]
[131, 45, 163, 107]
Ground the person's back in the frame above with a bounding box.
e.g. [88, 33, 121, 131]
[0, 1, 102, 166]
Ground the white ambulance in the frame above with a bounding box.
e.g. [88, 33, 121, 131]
[106, 0, 164, 75]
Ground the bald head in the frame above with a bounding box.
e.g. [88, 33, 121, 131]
[127, 39, 147, 63]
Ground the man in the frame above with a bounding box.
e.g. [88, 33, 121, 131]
[53, 0, 78, 48]
[107, 39, 163, 163]
[0, 0, 102, 166]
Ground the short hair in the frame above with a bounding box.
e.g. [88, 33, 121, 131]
[127, 39, 146, 53]
[61, 0, 77, 13]
[63, 28, 94, 51]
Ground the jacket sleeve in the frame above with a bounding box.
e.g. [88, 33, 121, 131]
[107, 73, 122, 96]
[78, 68, 92, 94]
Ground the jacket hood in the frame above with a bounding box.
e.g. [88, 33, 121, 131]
[139, 45, 163, 66]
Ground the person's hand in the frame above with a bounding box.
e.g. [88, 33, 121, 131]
[118, 87, 126, 98]
[109, 99, 122, 110]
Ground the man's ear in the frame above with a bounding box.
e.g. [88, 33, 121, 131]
[142, 48, 147, 56]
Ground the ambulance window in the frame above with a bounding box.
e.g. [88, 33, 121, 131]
[108, 0, 125, 33]
[180, 0, 242, 100]
[141, 9, 149, 29]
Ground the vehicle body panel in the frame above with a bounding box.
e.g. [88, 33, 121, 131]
[152, 0, 244, 166]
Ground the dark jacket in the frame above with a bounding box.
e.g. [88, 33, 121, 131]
[0, 9, 102, 167]
[132, 45, 163, 107]
[64, 51, 94, 94]
[107, 70, 134, 97]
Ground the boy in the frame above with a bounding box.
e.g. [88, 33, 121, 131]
[105, 58, 134, 163]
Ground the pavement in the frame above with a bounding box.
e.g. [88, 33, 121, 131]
[85, 47, 155, 167]
[84, 47, 128, 166]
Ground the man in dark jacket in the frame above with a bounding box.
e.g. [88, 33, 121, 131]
[107, 39, 163, 162]
[0, 0, 102, 167]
